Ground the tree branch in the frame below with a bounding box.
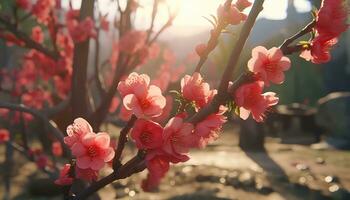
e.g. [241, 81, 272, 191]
[113, 115, 137, 170]
[194, 0, 233, 73]
[74, 151, 146, 200]
[71, 0, 95, 118]
[94, 28, 107, 98]
[0, 102, 71, 157]
[0, 16, 60, 60]
[280, 20, 316, 55]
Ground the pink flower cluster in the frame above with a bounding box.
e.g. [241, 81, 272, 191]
[58, 118, 115, 184]
[132, 112, 226, 191]
[124, 72, 227, 190]
[31, 0, 56, 24]
[233, 46, 290, 122]
[181, 72, 217, 109]
[300, 0, 348, 64]
[217, 0, 252, 25]
[66, 9, 97, 43]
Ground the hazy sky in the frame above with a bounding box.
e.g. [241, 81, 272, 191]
[65, 0, 312, 35]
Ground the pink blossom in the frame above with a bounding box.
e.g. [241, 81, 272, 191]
[31, 26, 44, 44]
[118, 106, 133, 122]
[194, 106, 227, 148]
[31, 0, 55, 24]
[181, 72, 211, 108]
[21, 89, 53, 109]
[16, 0, 31, 10]
[117, 72, 150, 98]
[300, 35, 338, 64]
[66, 10, 96, 43]
[72, 132, 115, 170]
[248, 46, 291, 87]
[130, 119, 163, 150]
[142, 154, 170, 192]
[162, 117, 194, 160]
[52, 141, 63, 157]
[163, 49, 176, 64]
[300, 0, 347, 64]
[217, 3, 246, 25]
[0, 129, 10, 143]
[64, 118, 93, 147]
[235, 0, 252, 11]
[123, 85, 166, 118]
[54, 164, 73, 186]
[316, 0, 348, 39]
[0, 33, 25, 46]
[153, 95, 174, 124]
[119, 31, 147, 54]
[148, 43, 161, 60]
[234, 81, 279, 122]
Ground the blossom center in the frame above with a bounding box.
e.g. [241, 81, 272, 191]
[140, 132, 151, 144]
[140, 98, 151, 109]
[265, 62, 277, 73]
[87, 145, 98, 157]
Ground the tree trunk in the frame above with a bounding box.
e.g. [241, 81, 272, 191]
[71, 0, 94, 119]
[239, 118, 265, 151]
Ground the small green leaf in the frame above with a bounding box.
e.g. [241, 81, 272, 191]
[235, 106, 240, 116]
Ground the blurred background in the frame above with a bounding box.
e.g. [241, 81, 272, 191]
[0, 0, 349, 199]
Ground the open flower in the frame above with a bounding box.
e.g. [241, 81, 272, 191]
[315, 0, 348, 39]
[248, 46, 291, 86]
[162, 117, 194, 160]
[130, 119, 163, 150]
[64, 118, 93, 147]
[235, 0, 252, 11]
[300, 0, 347, 64]
[117, 72, 150, 98]
[194, 106, 227, 148]
[300, 36, 338, 64]
[142, 154, 170, 192]
[181, 72, 212, 108]
[123, 85, 166, 118]
[72, 132, 115, 170]
[234, 81, 279, 122]
[54, 164, 73, 186]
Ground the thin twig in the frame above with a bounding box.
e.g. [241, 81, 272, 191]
[74, 151, 146, 200]
[113, 115, 137, 170]
[280, 20, 316, 55]
[194, 0, 233, 73]
[146, 0, 160, 43]
[188, 0, 265, 124]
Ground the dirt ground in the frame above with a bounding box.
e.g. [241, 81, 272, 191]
[1, 125, 350, 200]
